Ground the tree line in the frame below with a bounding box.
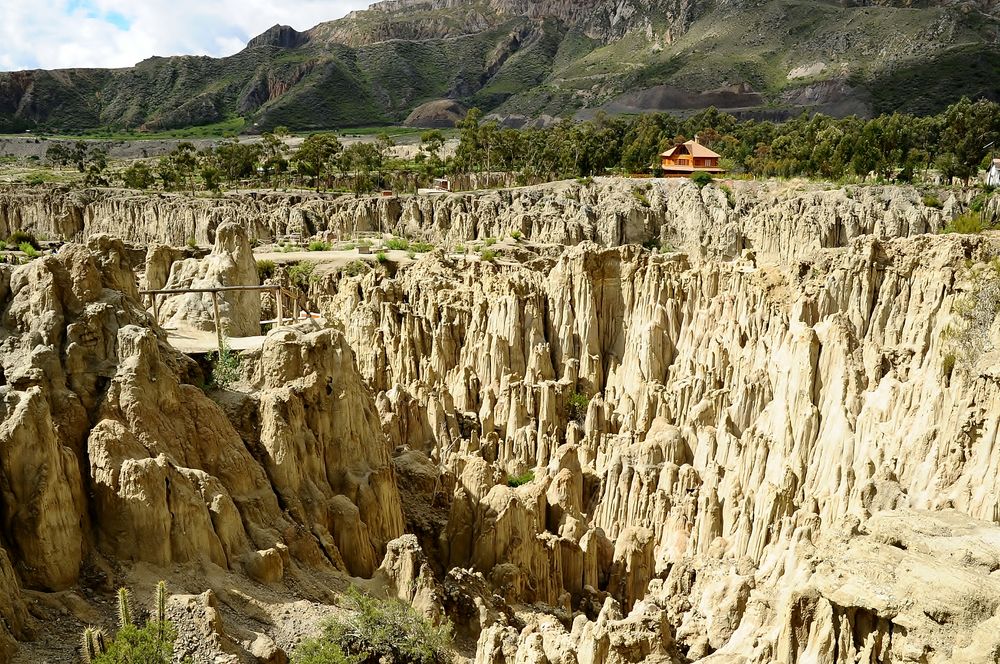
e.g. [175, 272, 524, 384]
[44, 97, 1000, 194]
[452, 97, 1000, 184]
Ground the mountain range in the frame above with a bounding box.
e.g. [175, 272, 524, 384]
[1, 0, 998, 133]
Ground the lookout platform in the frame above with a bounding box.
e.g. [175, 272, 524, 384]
[140, 284, 321, 354]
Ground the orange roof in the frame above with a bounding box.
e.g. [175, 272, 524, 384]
[661, 140, 721, 159]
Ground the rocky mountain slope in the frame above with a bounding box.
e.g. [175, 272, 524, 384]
[1, 0, 998, 134]
[2, 179, 1000, 662]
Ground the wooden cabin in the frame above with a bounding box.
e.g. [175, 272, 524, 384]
[660, 139, 725, 177]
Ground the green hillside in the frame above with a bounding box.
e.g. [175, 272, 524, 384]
[0, 0, 997, 134]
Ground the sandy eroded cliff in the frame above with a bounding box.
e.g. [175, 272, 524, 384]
[0, 181, 997, 663]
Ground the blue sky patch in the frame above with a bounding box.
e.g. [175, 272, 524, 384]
[65, 0, 131, 30]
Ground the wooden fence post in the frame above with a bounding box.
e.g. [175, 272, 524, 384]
[211, 291, 223, 352]
[275, 288, 284, 329]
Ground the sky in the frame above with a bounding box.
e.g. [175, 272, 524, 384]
[0, 0, 372, 72]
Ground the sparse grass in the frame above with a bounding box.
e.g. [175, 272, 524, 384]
[343, 260, 371, 277]
[576, 176, 595, 187]
[505, 471, 535, 488]
[719, 183, 736, 208]
[943, 258, 1000, 370]
[376, 251, 388, 263]
[186, 236, 197, 249]
[632, 189, 651, 207]
[18, 242, 39, 258]
[943, 352, 957, 380]
[483, 237, 497, 247]
[410, 241, 434, 253]
[308, 240, 332, 252]
[479, 249, 496, 262]
[454, 244, 466, 253]
[943, 211, 989, 234]
[923, 194, 943, 209]
[385, 237, 410, 251]
[510, 230, 523, 241]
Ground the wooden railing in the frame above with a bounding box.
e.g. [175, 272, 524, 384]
[139, 285, 315, 351]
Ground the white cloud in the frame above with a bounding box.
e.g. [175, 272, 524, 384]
[0, 0, 373, 71]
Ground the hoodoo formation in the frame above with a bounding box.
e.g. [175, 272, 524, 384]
[0, 172, 998, 663]
[2, 2, 1000, 659]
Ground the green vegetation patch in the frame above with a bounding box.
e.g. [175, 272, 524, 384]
[506, 471, 535, 487]
[294, 586, 453, 664]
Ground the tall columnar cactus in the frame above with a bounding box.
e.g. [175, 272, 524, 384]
[155, 580, 168, 645]
[116, 587, 133, 629]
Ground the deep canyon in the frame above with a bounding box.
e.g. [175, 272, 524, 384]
[1, 178, 999, 663]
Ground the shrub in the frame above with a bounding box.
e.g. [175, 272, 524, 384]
[121, 162, 155, 190]
[210, 340, 241, 391]
[454, 244, 466, 254]
[289, 262, 317, 289]
[567, 391, 590, 423]
[308, 241, 332, 252]
[410, 241, 434, 253]
[506, 471, 535, 488]
[186, 236, 197, 249]
[376, 251, 388, 263]
[386, 237, 410, 251]
[7, 230, 39, 249]
[576, 176, 595, 187]
[83, 582, 178, 664]
[479, 249, 496, 262]
[483, 237, 497, 247]
[293, 586, 453, 664]
[18, 242, 39, 258]
[510, 230, 523, 241]
[923, 194, 943, 209]
[256, 259, 277, 281]
[690, 171, 713, 188]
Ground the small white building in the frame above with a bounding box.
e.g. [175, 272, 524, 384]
[986, 159, 1000, 187]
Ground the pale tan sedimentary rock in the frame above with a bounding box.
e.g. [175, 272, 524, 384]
[159, 221, 261, 336]
[0, 180, 944, 262]
[1, 181, 999, 664]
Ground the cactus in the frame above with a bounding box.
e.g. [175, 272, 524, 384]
[81, 627, 96, 663]
[155, 580, 167, 644]
[116, 587, 133, 629]
[81, 626, 107, 663]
